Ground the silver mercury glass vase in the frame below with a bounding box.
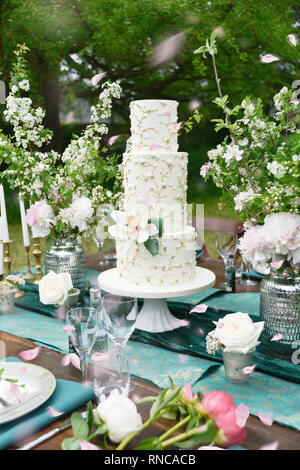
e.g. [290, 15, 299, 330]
[45, 239, 86, 293]
[260, 269, 300, 360]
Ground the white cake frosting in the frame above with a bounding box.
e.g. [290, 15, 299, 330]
[115, 99, 196, 286]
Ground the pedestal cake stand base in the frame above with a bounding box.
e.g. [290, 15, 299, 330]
[98, 267, 216, 333]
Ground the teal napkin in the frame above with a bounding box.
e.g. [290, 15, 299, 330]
[0, 358, 95, 450]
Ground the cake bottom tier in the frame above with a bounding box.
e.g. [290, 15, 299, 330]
[116, 226, 196, 287]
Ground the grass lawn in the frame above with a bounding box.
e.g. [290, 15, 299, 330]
[7, 195, 239, 272]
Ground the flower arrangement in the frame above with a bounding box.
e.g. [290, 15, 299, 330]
[206, 312, 264, 355]
[0, 45, 123, 241]
[61, 380, 247, 450]
[195, 32, 300, 274]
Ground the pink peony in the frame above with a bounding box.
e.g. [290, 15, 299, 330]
[215, 409, 247, 447]
[200, 391, 247, 448]
[200, 391, 235, 421]
[26, 202, 44, 227]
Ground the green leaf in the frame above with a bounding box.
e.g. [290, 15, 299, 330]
[0, 369, 4, 380]
[45, 237, 52, 253]
[87, 401, 93, 433]
[148, 217, 164, 237]
[137, 396, 157, 405]
[144, 237, 159, 256]
[70, 411, 89, 440]
[134, 437, 163, 450]
[61, 437, 81, 450]
[174, 420, 217, 449]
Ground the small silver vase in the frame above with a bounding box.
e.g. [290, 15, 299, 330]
[45, 239, 86, 293]
[222, 350, 253, 384]
[0, 289, 16, 315]
[260, 270, 300, 360]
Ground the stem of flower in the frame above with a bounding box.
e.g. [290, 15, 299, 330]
[158, 415, 191, 442]
[116, 411, 165, 450]
[160, 426, 200, 449]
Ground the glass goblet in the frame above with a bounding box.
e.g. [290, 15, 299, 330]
[66, 307, 98, 381]
[101, 294, 138, 360]
[216, 232, 238, 289]
[93, 351, 130, 400]
[93, 236, 110, 268]
[240, 257, 257, 287]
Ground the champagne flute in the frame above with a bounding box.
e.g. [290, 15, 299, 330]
[66, 307, 98, 381]
[216, 232, 238, 288]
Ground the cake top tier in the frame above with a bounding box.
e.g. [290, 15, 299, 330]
[129, 99, 179, 153]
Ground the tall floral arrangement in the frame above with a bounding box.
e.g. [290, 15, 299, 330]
[0, 45, 123, 241]
[195, 32, 300, 275]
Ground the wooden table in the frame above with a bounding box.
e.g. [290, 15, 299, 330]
[1, 256, 299, 451]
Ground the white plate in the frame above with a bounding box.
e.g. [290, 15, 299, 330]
[0, 362, 56, 425]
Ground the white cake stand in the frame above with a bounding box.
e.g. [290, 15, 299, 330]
[97, 267, 216, 333]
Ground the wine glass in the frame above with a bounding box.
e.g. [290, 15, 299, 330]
[101, 294, 138, 360]
[93, 351, 130, 400]
[93, 236, 110, 268]
[240, 256, 257, 287]
[66, 307, 98, 381]
[216, 232, 238, 289]
[234, 253, 244, 283]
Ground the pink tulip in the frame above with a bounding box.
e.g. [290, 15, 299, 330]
[200, 391, 235, 421]
[26, 202, 44, 227]
[215, 408, 247, 447]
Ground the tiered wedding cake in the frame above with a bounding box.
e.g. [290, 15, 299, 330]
[115, 99, 197, 287]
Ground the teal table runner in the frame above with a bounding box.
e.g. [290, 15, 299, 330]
[0, 357, 95, 450]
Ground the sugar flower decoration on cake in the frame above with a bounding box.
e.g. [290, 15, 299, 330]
[108, 203, 163, 256]
[206, 312, 264, 355]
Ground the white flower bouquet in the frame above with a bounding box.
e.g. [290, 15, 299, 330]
[0, 45, 123, 241]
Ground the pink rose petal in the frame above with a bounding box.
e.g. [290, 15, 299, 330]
[260, 441, 279, 450]
[62, 353, 81, 370]
[63, 325, 75, 332]
[261, 54, 280, 63]
[91, 72, 107, 86]
[108, 135, 120, 146]
[287, 34, 297, 47]
[91, 352, 110, 362]
[242, 364, 256, 375]
[270, 260, 284, 270]
[149, 143, 163, 150]
[19, 346, 41, 361]
[257, 412, 273, 426]
[235, 403, 249, 428]
[48, 406, 63, 417]
[213, 321, 224, 329]
[189, 304, 208, 314]
[179, 319, 189, 327]
[271, 333, 282, 342]
[151, 32, 185, 67]
[172, 122, 183, 132]
[78, 438, 99, 450]
[10, 383, 21, 403]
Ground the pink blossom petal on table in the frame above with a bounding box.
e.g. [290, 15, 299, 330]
[242, 364, 256, 375]
[189, 304, 208, 314]
[257, 412, 273, 426]
[235, 403, 249, 428]
[10, 383, 21, 403]
[91, 352, 110, 362]
[151, 32, 185, 67]
[48, 406, 63, 417]
[63, 325, 75, 332]
[108, 135, 120, 146]
[287, 34, 297, 47]
[198, 446, 225, 450]
[91, 72, 107, 85]
[261, 54, 280, 63]
[62, 353, 81, 370]
[179, 319, 189, 327]
[149, 143, 163, 150]
[172, 122, 183, 132]
[271, 333, 283, 341]
[260, 441, 279, 450]
[78, 438, 99, 450]
[19, 346, 41, 361]
[270, 260, 284, 270]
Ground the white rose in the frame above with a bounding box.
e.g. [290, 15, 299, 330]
[39, 271, 73, 306]
[214, 312, 264, 354]
[93, 389, 143, 443]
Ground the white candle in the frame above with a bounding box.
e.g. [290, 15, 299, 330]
[0, 185, 9, 243]
[19, 197, 30, 247]
[0, 216, 3, 276]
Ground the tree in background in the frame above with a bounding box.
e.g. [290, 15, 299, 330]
[0, 0, 299, 157]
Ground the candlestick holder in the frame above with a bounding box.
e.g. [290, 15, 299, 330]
[32, 237, 43, 284]
[24, 245, 35, 281]
[2, 241, 25, 299]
